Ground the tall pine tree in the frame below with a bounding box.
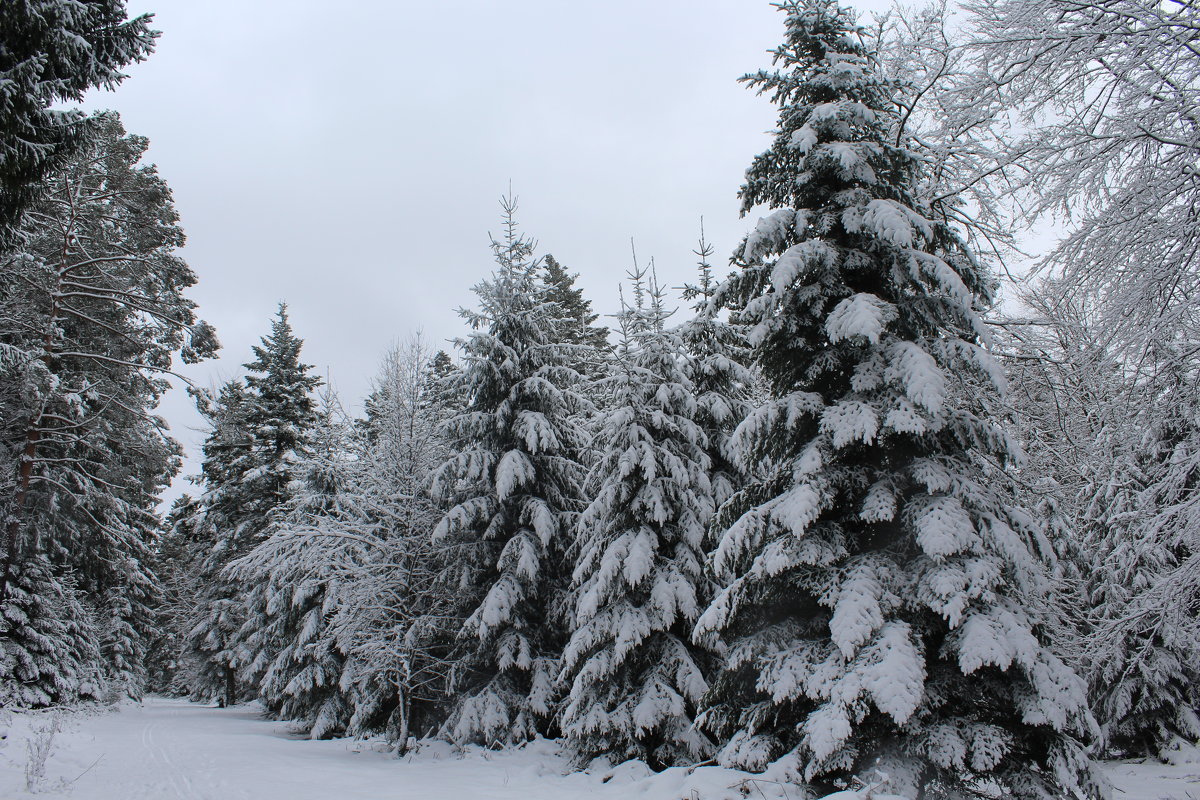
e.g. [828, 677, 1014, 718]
[148, 493, 205, 694]
[227, 387, 355, 736]
[542, 254, 611, 354]
[679, 222, 756, 518]
[562, 265, 715, 768]
[184, 379, 251, 703]
[0, 114, 215, 705]
[187, 306, 320, 704]
[431, 196, 591, 745]
[694, 4, 1102, 797]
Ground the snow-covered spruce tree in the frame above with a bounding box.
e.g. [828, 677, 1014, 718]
[432, 196, 591, 745]
[227, 387, 355, 736]
[0, 562, 105, 707]
[419, 349, 466, 425]
[0, 0, 156, 235]
[238, 305, 323, 526]
[188, 306, 320, 705]
[679, 223, 756, 517]
[561, 265, 716, 768]
[226, 340, 456, 743]
[183, 380, 252, 703]
[541, 255, 613, 415]
[425, 350, 458, 393]
[542, 255, 611, 372]
[0, 113, 215, 705]
[693, 4, 1102, 797]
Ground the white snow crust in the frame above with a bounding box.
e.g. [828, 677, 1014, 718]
[0, 697, 1196, 799]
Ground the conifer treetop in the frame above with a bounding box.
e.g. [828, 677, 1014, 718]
[699, 3, 1102, 797]
[242, 303, 322, 456]
[432, 193, 589, 747]
[562, 261, 715, 768]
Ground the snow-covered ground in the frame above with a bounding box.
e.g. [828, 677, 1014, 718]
[0, 696, 1197, 799]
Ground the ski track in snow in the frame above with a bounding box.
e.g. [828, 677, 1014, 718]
[1, 696, 1198, 799]
[0, 697, 612, 800]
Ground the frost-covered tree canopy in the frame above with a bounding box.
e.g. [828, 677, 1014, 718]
[0, 113, 213, 707]
[185, 306, 320, 705]
[968, 0, 1200, 360]
[562, 265, 715, 768]
[1000, 296, 1200, 759]
[679, 224, 756, 517]
[0, 0, 157, 235]
[431, 196, 592, 746]
[695, 3, 1104, 797]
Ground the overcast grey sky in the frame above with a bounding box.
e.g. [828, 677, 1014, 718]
[80, 0, 894, 503]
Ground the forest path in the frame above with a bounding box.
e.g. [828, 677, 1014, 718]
[2, 695, 1199, 799]
[0, 696, 591, 800]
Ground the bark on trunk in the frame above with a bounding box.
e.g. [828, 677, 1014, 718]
[0, 426, 43, 601]
[0, 209, 72, 603]
[395, 688, 411, 755]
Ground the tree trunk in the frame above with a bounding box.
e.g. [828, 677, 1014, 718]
[398, 697, 411, 755]
[1, 213, 72, 603]
[0, 426, 42, 602]
[224, 666, 237, 708]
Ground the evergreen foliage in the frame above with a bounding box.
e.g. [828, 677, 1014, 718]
[239, 306, 323, 525]
[0, 0, 157, 235]
[542, 254, 611, 354]
[431, 196, 591, 745]
[0, 557, 104, 706]
[187, 307, 320, 704]
[0, 113, 214, 706]
[679, 223, 756, 517]
[183, 380, 251, 702]
[231, 389, 353, 735]
[231, 340, 458, 742]
[416, 349, 465, 423]
[562, 265, 715, 768]
[694, 4, 1102, 796]
[147, 493, 205, 694]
